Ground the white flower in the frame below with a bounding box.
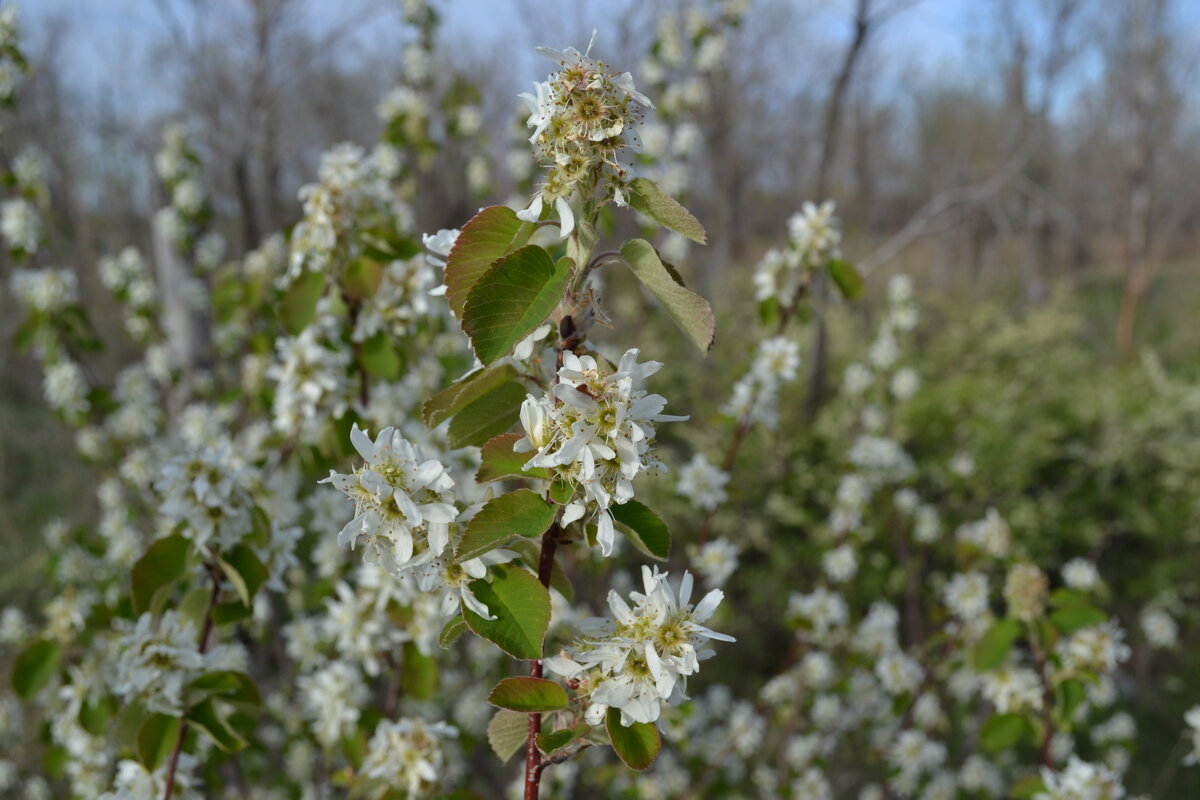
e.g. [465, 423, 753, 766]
[688, 537, 739, 588]
[788, 587, 849, 641]
[949, 451, 976, 478]
[98, 755, 202, 800]
[1183, 706, 1200, 766]
[822, 544, 857, 583]
[751, 336, 801, 383]
[547, 567, 733, 726]
[423, 228, 459, 292]
[43, 360, 90, 420]
[1140, 607, 1178, 649]
[1035, 755, 1125, 800]
[155, 445, 252, 556]
[321, 424, 458, 574]
[875, 651, 921, 695]
[518, 32, 653, 235]
[412, 549, 518, 620]
[360, 718, 460, 798]
[1062, 558, 1100, 591]
[891, 367, 920, 400]
[788, 201, 841, 265]
[112, 612, 205, 716]
[956, 508, 1010, 557]
[676, 453, 729, 511]
[299, 660, 368, 750]
[981, 665, 1043, 713]
[516, 349, 685, 556]
[1060, 622, 1131, 673]
[888, 274, 914, 304]
[9, 267, 78, 313]
[1, 197, 39, 253]
[943, 572, 989, 621]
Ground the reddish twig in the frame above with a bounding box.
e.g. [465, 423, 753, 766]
[162, 562, 223, 800]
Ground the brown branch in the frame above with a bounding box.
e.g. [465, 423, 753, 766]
[162, 562, 223, 800]
[523, 524, 561, 800]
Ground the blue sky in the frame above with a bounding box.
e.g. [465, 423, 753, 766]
[11, 0, 1200, 122]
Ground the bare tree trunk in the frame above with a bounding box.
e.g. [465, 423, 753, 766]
[152, 221, 203, 421]
[806, 0, 876, 422]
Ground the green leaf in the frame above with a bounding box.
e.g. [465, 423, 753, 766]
[1011, 775, 1048, 799]
[507, 539, 574, 603]
[403, 642, 437, 701]
[131, 534, 191, 616]
[186, 698, 247, 752]
[1049, 588, 1092, 608]
[619, 238, 715, 353]
[609, 500, 671, 561]
[548, 479, 574, 505]
[424, 363, 520, 428]
[212, 602, 253, 625]
[1060, 678, 1086, 719]
[248, 504, 272, 548]
[78, 697, 111, 736]
[477, 433, 550, 483]
[606, 707, 661, 770]
[279, 269, 327, 335]
[461, 564, 552, 660]
[340, 257, 382, 301]
[455, 490, 556, 563]
[537, 723, 590, 756]
[827, 258, 863, 300]
[487, 677, 569, 712]
[486, 708, 528, 764]
[190, 671, 261, 710]
[448, 380, 526, 449]
[462, 247, 572, 366]
[439, 615, 468, 649]
[446, 205, 536, 319]
[627, 177, 707, 244]
[359, 330, 400, 380]
[11, 639, 60, 699]
[218, 545, 268, 608]
[972, 618, 1022, 671]
[979, 712, 1027, 752]
[1050, 605, 1108, 634]
[137, 714, 181, 771]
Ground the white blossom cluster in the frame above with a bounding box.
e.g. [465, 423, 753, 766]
[266, 308, 352, 438]
[753, 200, 842, 307]
[111, 612, 205, 716]
[359, 717, 461, 799]
[720, 335, 801, 429]
[98, 246, 160, 341]
[516, 348, 686, 556]
[633, 1, 746, 263]
[155, 444, 254, 556]
[1, 196, 39, 253]
[154, 122, 211, 248]
[352, 254, 438, 342]
[675, 452, 729, 511]
[321, 424, 458, 575]
[9, 266, 78, 314]
[288, 142, 410, 277]
[517, 32, 653, 237]
[1035, 755, 1126, 800]
[0, 6, 25, 102]
[547, 567, 733, 726]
